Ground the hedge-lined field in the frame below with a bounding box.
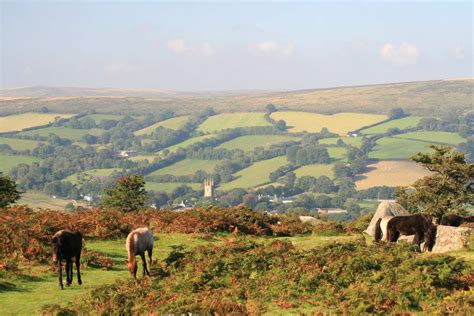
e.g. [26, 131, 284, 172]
[217, 135, 298, 151]
[145, 181, 201, 192]
[395, 131, 466, 145]
[148, 159, 221, 177]
[19, 126, 104, 141]
[162, 134, 216, 153]
[294, 163, 335, 179]
[133, 116, 190, 136]
[368, 137, 432, 160]
[0, 113, 74, 133]
[0, 137, 43, 150]
[319, 136, 363, 148]
[197, 112, 271, 133]
[0, 154, 41, 173]
[360, 116, 423, 134]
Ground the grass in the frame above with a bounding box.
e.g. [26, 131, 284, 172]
[0, 113, 74, 133]
[145, 182, 201, 192]
[0, 154, 41, 173]
[355, 160, 430, 190]
[17, 191, 86, 210]
[0, 137, 43, 150]
[293, 163, 335, 179]
[219, 156, 289, 190]
[327, 147, 347, 161]
[65, 168, 122, 185]
[368, 137, 433, 160]
[360, 116, 424, 134]
[133, 116, 190, 136]
[79, 114, 124, 123]
[270, 111, 386, 135]
[319, 136, 363, 148]
[162, 135, 216, 153]
[148, 159, 221, 177]
[128, 155, 159, 162]
[217, 135, 298, 151]
[395, 131, 466, 145]
[197, 112, 271, 133]
[19, 126, 104, 141]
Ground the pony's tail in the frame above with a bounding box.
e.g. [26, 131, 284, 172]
[374, 218, 383, 242]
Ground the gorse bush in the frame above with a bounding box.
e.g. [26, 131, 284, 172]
[48, 237, 473, 315]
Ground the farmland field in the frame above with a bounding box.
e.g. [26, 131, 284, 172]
[217, 135, 298, 151]
[360, 116, 423, 134]
[0, 137, 43, 150]
[162, 135, 216, 153]
[327, 147, 346, 161]
[395, 131, 466, 145]
[128, 155, 159, 162]
[355, 160, 430, 190]
[133, 116, 189, 136]
[79, 114, 124, 122]
[148, 159, 221, 176]
[270, 111, 386, 135]
[319, 136, 363, 148]
[219, 156, 288, 190]
[145, 182, 201, 192]
[0, 113, 74, 133]
[0, 154, 41, 173]
[368, 137, 432, 160]
[19, 126, 104, 141]
[197, 112, 271, 133]
[294, 163, 335, 179]
[65, 168, 122, 185]
[17, 191, 87, 209]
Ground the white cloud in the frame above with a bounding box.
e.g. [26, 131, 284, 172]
[166, 39, 187, 54]
[201, 42, 215, 57]
[449, 46, 465, 60]
[252, 41, 295, 57]
[105, 63, 135, 74]
[380, 42, 420, 65]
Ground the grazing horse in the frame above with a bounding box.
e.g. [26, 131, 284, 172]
[440, 214, 474, 227]
[126, 227, 154, 279]
[51, 230, 83, 289]
[375, 214, 437, 252]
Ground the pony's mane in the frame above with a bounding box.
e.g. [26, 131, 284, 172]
[126, 231, 137, 263]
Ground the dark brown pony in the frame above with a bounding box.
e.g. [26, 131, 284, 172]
[440, 214, 474, 227]
[375, 214, 437, 252]
[52, 230, 83, 289]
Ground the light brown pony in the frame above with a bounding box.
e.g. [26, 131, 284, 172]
[126, 227, 154, 279]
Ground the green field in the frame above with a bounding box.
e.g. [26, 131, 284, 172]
[134, 116, 190, 136]
[360, 116, 424, 134]
[145, 182, 201, 192]
[0, 137, 43, 150]
[294, 163, 335, 179]
[17, 191, 87, 210]
[79, 114, 124, 123]
[217, 135, 298, 151]
[219, 156, 289, 190]
[197, 112, 271, 133]
[0, 113, 75, 133]
[0, 154, 41, 173]
[162, 135, 216, 153]
[395, 131, 466, 145]
[148, 159, 221, 177]
[128, 155, 160, 162]
[368, 137, 433, 160]
[327, 147, 346, 161]
[319, 136, 363, 148]
[270, 111, 386, 135]
[19, 126, 104, 141]
[65, 168, 122, 185]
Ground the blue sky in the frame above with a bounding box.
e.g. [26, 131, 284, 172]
[1, 1, 472, 90]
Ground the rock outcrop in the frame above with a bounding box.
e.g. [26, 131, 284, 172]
[364, 201, 409, 236]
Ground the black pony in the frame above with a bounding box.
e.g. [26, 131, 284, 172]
[375, 214, 437, 252]
[440, 214, 474, 227]
[52, 230, 83, 289]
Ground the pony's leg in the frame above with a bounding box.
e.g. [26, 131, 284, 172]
[69, 259, 74, 285]
[58, 256, 63, 290]
[387, 229, 400, 242]
[66, 259, 73, 286]
[76, 254, 82, 285]
[140, 253, 149, 276]
[147, 248, 153, 268]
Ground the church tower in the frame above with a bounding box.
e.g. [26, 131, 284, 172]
[204, 178, 214, 198]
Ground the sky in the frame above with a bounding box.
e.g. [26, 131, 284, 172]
[1, 1, 472, 91]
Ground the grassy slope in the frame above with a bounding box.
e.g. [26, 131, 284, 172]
[355, 160, 431, 190]
[197, 112, 271, 133]
[360, 116, 423, 134]
[65, 168, 122, 185]
[217, 135, 298, 151]
[145, 182, 201, 192]
[219, 156, 288, 190]
[148, 159, 221, 176]
[294, 164, 335, 179]
[19, 126, 104, 141]
[327, 147, 346, 161]
[368, 137, 433, 160]
[0, 154, 41, 173]
[79, 114, 124, 122]
[162, 135, 216, 153]
[319, 137, 363, 148]
[395, 131, 466, 145]
[17, 191, 87, 209]
[271, 111, 386, 135]
[0, 113, 74, 133]
[0, 137, 43, 150]
[133, 116, 190, 136]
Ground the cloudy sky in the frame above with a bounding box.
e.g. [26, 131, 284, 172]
[1, 1, 472, 91]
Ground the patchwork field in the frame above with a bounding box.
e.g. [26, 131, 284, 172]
[294, 163, 335, 179]
[219, 156, 288, 190]
[0, 137, 43, 150]
[79, 114, 124, 123]
[197, 112, 271, 133]
[134, 116, 190, 136]
[270, 111, 386, 135]
[0, 113, 74, 133]
[0, 154, 41, 173]
[148, 159, 221, 177]
[19, 126, 104, 141]
[319, 136, 363, 148]
[217, 135, 298, 151]
[368, 137, 432, 160]
[128, 155, 159, 162]
[65, 168, 122, 185]
[327, 147, 346, 161]
[360, 116, 423, 134]
[162, 135, 216, 153]
[355, 160, 430, 190]
[17, 191, 87, 209]
[145, 182, 201, 192]
[395, 131, 466, 145]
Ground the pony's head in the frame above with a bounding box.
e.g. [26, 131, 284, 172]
[127, 259, 137, 278]
[423, 224, 437, 252]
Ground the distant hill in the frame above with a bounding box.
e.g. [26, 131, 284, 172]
[1, 79, 472, 116]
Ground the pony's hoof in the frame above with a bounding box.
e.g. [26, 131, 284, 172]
[78, 281, 82, 285]
[59, 285, 64, 290]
